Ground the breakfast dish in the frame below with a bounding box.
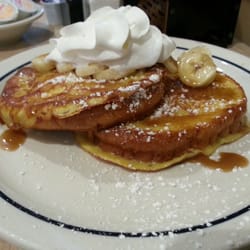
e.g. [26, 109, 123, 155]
[75, 43, 248, 171]
[0, 0, 39, 24]
[0, 38, 249, 250]
[0, 0, 18, 24]
[0, 64, 165, 131]
[0, 5, 174, 131]
[11, 0, 38, 19]
[0, 6, 249, 248]
[77, 71, 247, 171]
[0, 5, 248, 172]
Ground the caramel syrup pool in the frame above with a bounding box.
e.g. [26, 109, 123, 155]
[190, 152, 249, 172]
[0, 129, 27, 151]
[0, 129, 248, 172]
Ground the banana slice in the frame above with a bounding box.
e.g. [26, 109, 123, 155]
[56, 62, 74, 73]
[94, 68, 134, 80]
[32, 54, 56, 73]
[75, 64, 107, 77]
[163, 56, 178, 74]
[177, 46, 216, 87]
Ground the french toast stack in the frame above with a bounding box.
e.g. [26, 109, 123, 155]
[0, 47, 248, 171]
[0, 64, 165, 131]
[76, 47, 248, 171]
[77, 71, 247, 171]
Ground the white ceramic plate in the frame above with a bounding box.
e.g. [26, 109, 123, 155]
[0, 38, 250, 250]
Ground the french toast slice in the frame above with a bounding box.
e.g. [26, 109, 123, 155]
[76, 72, 248, 171]
[0, 65, 164, 131]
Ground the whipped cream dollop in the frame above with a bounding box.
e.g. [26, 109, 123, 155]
[46, 5, 176, 73]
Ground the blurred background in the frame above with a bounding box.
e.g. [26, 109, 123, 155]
[124, 0, 247, 48]
[62, 0, 250, 48]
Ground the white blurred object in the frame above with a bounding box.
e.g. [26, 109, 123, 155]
[0, 0, 18, 24]
[89, 0, 121, 12]
[11, 0, 39, 19]
[41, 0, 70, 26]
[0, 4, 43, 45]
[82, 0, 122, 19]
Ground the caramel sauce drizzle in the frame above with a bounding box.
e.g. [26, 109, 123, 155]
[0, 129, 248, 173]
[0, 129, 27, 151]
[190, 152, 249, 172]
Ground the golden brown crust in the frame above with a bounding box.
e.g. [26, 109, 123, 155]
[89, 73, 247, 163]
[0, 65, 165, 131]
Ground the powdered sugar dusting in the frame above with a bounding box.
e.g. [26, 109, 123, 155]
[7, 126, 250, 247]
[149, 74, 160, 83]
[150, 92, 244, 119]
[44, 72, 85, 85]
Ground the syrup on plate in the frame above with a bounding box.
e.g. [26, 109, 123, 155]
[190, 152, 249, 172]
[0, 129, 26, 151]
[0, 129, 248, 172]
